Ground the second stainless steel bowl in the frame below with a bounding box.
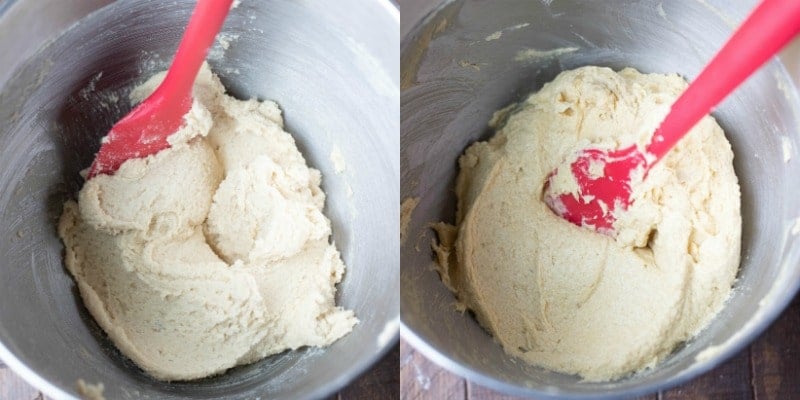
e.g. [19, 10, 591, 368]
[401, 0, 800, 398]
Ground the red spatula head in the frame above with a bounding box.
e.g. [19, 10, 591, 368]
[543, 0, 800, 234]
[88, 91, 191, 178]
[543, 145, 647, 234]
[87, 0, 233, 179]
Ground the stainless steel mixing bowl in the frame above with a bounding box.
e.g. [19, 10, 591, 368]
[401, 0, 800, 398]
[0, 0, 399, 399]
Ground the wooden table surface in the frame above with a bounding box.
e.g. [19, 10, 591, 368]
[0, 342, 399, 400]
[401, 294, 800, 400]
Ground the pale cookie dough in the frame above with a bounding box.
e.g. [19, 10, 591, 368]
[433, 66, 741, 381]
[59, 64, 357, 381]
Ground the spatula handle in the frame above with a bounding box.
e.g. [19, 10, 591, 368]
[647, 0, 800, 160]
[155, 0, 234, 106]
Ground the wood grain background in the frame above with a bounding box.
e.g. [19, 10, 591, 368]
[401, 294, 800, 400]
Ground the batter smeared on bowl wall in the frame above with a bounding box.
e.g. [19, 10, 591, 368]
[433, 66, 741, 381]
[58, 64, 357, 381]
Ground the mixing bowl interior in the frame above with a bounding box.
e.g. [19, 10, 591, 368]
[0, 1, 399, 399]
[400, 0, 800, 398]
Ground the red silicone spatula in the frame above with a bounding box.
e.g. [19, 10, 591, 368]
[87, 0, 233, 178]
[543, 0, 800, 234]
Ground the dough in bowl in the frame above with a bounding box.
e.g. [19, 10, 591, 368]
[59, 64, 357, 381]
[433, 66, 741, 381]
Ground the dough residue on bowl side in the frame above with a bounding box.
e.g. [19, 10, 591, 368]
[76, 379, 105, 400]
[400, 197, 420, 245]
